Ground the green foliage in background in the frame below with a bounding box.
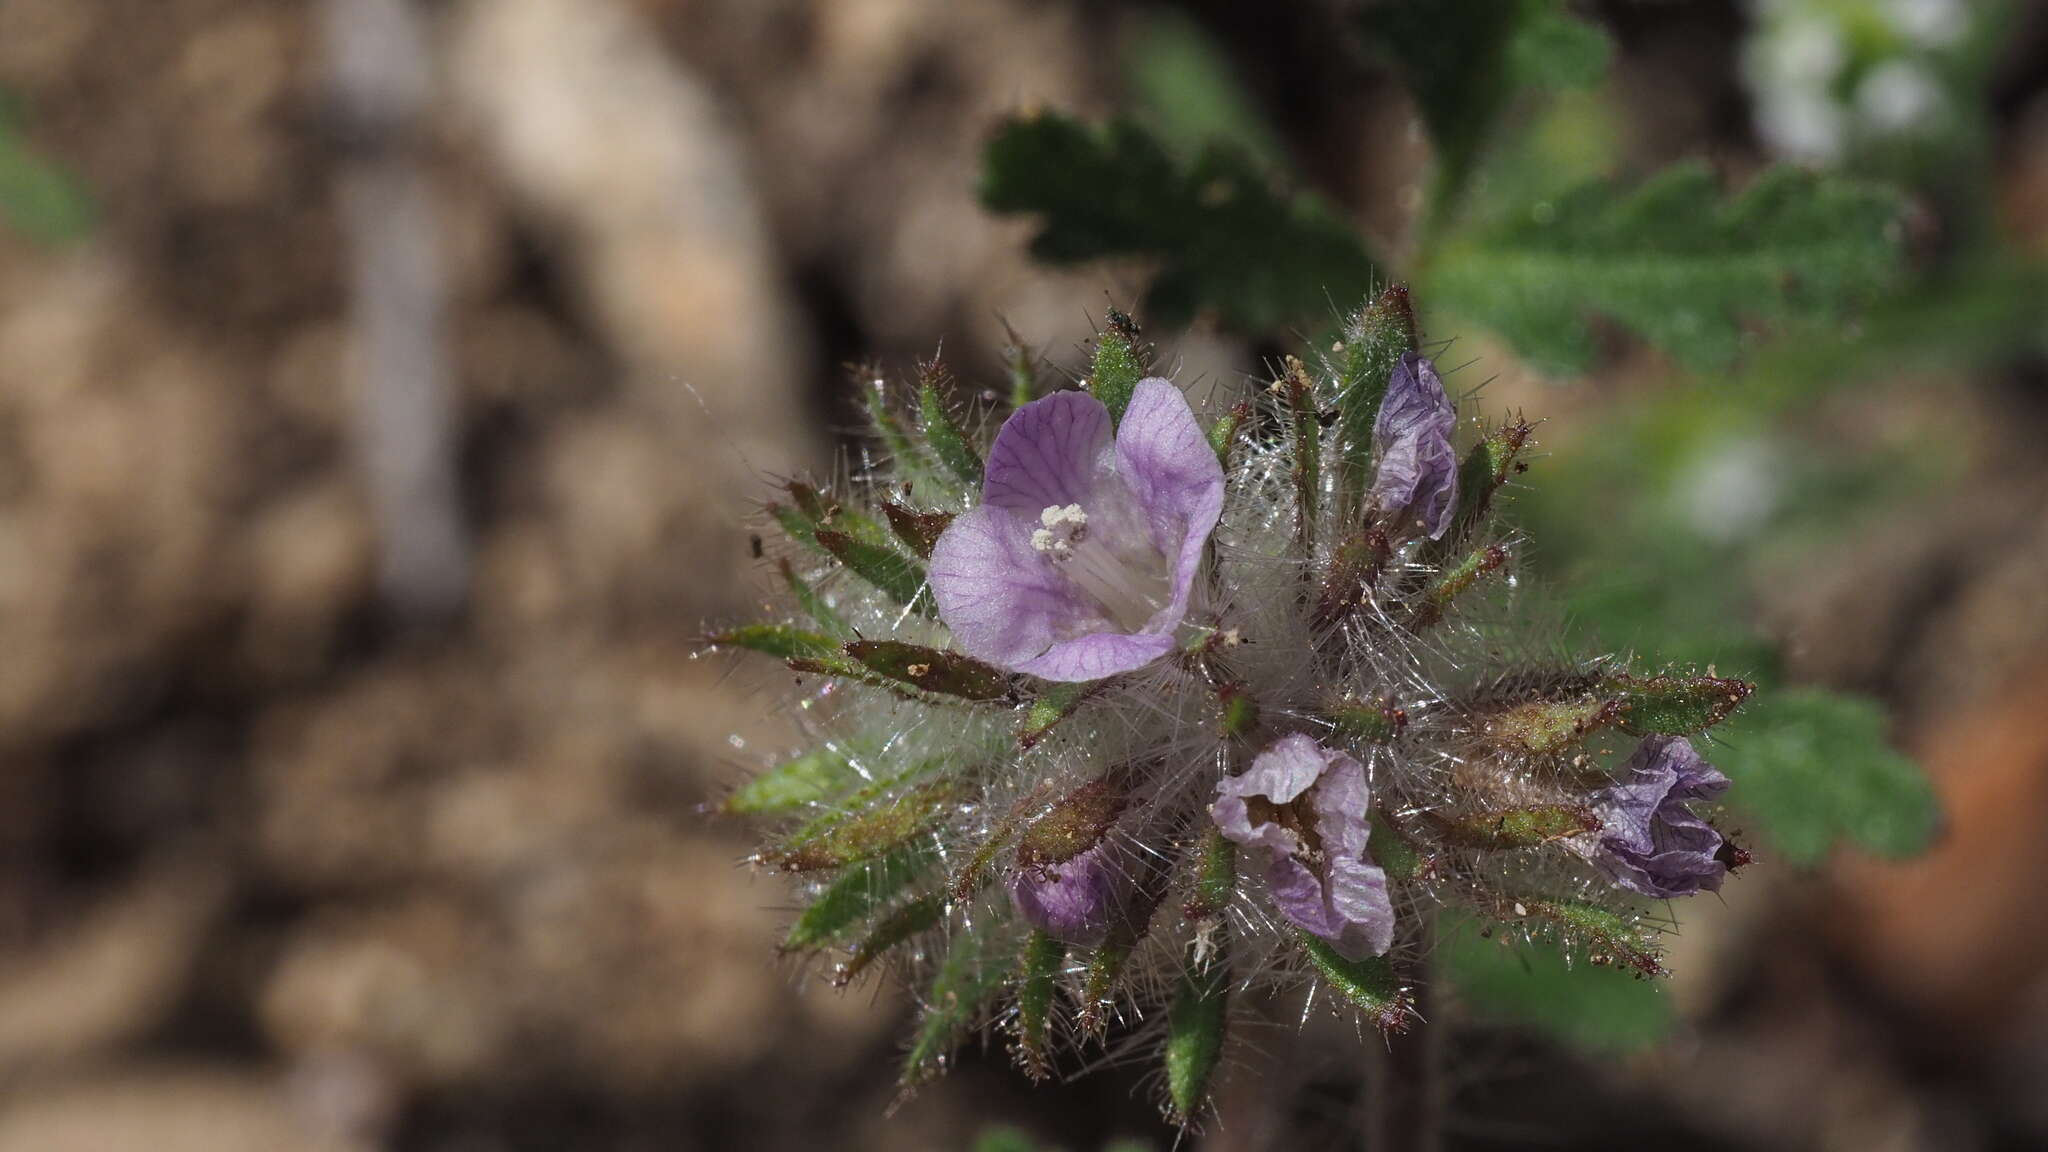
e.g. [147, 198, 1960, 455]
[0, 99, 91, 243]
[979, 113, 1374, 332]
[1426, 161, 1905, 375]
[1355, 0, 1609, 228]
[1441, 917, 1671, 1053]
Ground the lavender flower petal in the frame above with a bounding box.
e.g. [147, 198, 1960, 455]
[1113, 377, 1227, 623]
[930, 381, 1225, 682]
[980, 388, 1114, 514]
[1212, 734, 1395, 960]
[1592, 735, 1732, 899]
[1370, 352, 1458, 539]
[1010, 843, 1123, 945]
[929, 505, 1105, 670]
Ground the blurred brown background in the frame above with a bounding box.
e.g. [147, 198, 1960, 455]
[1, 1, 2047, 1149]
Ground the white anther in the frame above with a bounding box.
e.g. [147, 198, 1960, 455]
[1030, 503, 1089, 559]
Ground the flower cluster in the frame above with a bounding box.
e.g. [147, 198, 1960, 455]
[709, 290, 1751, 1125]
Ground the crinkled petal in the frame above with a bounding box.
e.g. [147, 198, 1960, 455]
[929, 505, 1105, 670]
[1370, 352, 1459, 539]
[1010, 843, 1123, 945]
[981, 388, 1115, 514]
[1113, 378, 1226, 632]
[1593, 735, 1731, 898]
[1212, 734, 1395, 959]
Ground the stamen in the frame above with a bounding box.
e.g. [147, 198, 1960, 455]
[1030, 503, 1089, 559]
[1029, 503, 1170, 630]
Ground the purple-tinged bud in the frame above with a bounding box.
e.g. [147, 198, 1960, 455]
[1589, 735, 1732, 898]
[1010, 844, 1124, 945]
[1369, 352, 1458, 539]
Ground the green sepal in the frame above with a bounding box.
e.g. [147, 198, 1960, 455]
[773, 780, 956, 872]
[1411, 542, 1509, 627]
[1516, 899, 1666, 978]
[1450, 419, 1533, 535]
[1485, 695, 1625, 757]
[862, 375, 946, 493]
[1300, 934, 1410, 1033]
[814, 529, 934, 615]
[1215, 683, 1259, 738]
[1002, 321, 1039, 410]
[707, 623, 841, 662]
[1077, 943, 1131, 1039]
[1432, 804, 1598, 850]
[839, 640, 1012, 701]
[1091, 309, 1146, 424]
[1369, 812, 1421, 880]
[881, 502, 953, 559]
[1321, 693, 1407, 743]
[780, 481, 893, 550]
[1180, 825, 1237, 923]
[1207, 401, 1252, 467]
[917, 359, 986, 487]
[1164, 946, 1229, 1125]
[1600, 672, 1754, 737]
[833, 893, 944, 987]
[1016, 775, 1126, 872]
[783, 845, 936, 951]
[724, 745, 860, 816]
[1017, 680, 1102, 749]
[1013, 930, 1067, 1080]
[1335, 284, 1417, 525]
[902, 920, 1009, 1088]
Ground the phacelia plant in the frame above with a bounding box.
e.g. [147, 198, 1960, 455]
[708, 287, 1752, 1126]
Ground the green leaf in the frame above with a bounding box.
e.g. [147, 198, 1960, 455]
[1442, 916, 1671, 1053]
[1428, 161, 1906, 375]
[783, 845, 935, 951]
[774, 780, 956, 872]
[917, 360, 985, 487]
[776, 559, 853, 638]
[724, 745, 861, 816]
[1013, 930, 1066, 1079]
[1712, 687, 1938, 864]
[707, 624, 840, 662]
[842, 640, 1012, 702]
[1355, 0, 1611, 224]
[981, 112, 1376, 333]
[814, 530, 934, 615]
[834, 893, 944, 986]
[903, 920, 1009, 1087]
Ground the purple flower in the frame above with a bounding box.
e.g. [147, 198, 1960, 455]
[1010, 844, 1124, 945]
[929, 380, 1225, 682]
[1370, 352, 1457, 539]
[1211, 734, 1395, 960]
[1590, 735, 1732, 899]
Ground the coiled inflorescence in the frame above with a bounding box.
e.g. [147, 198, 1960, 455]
[709, 287, 1751, 1125]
